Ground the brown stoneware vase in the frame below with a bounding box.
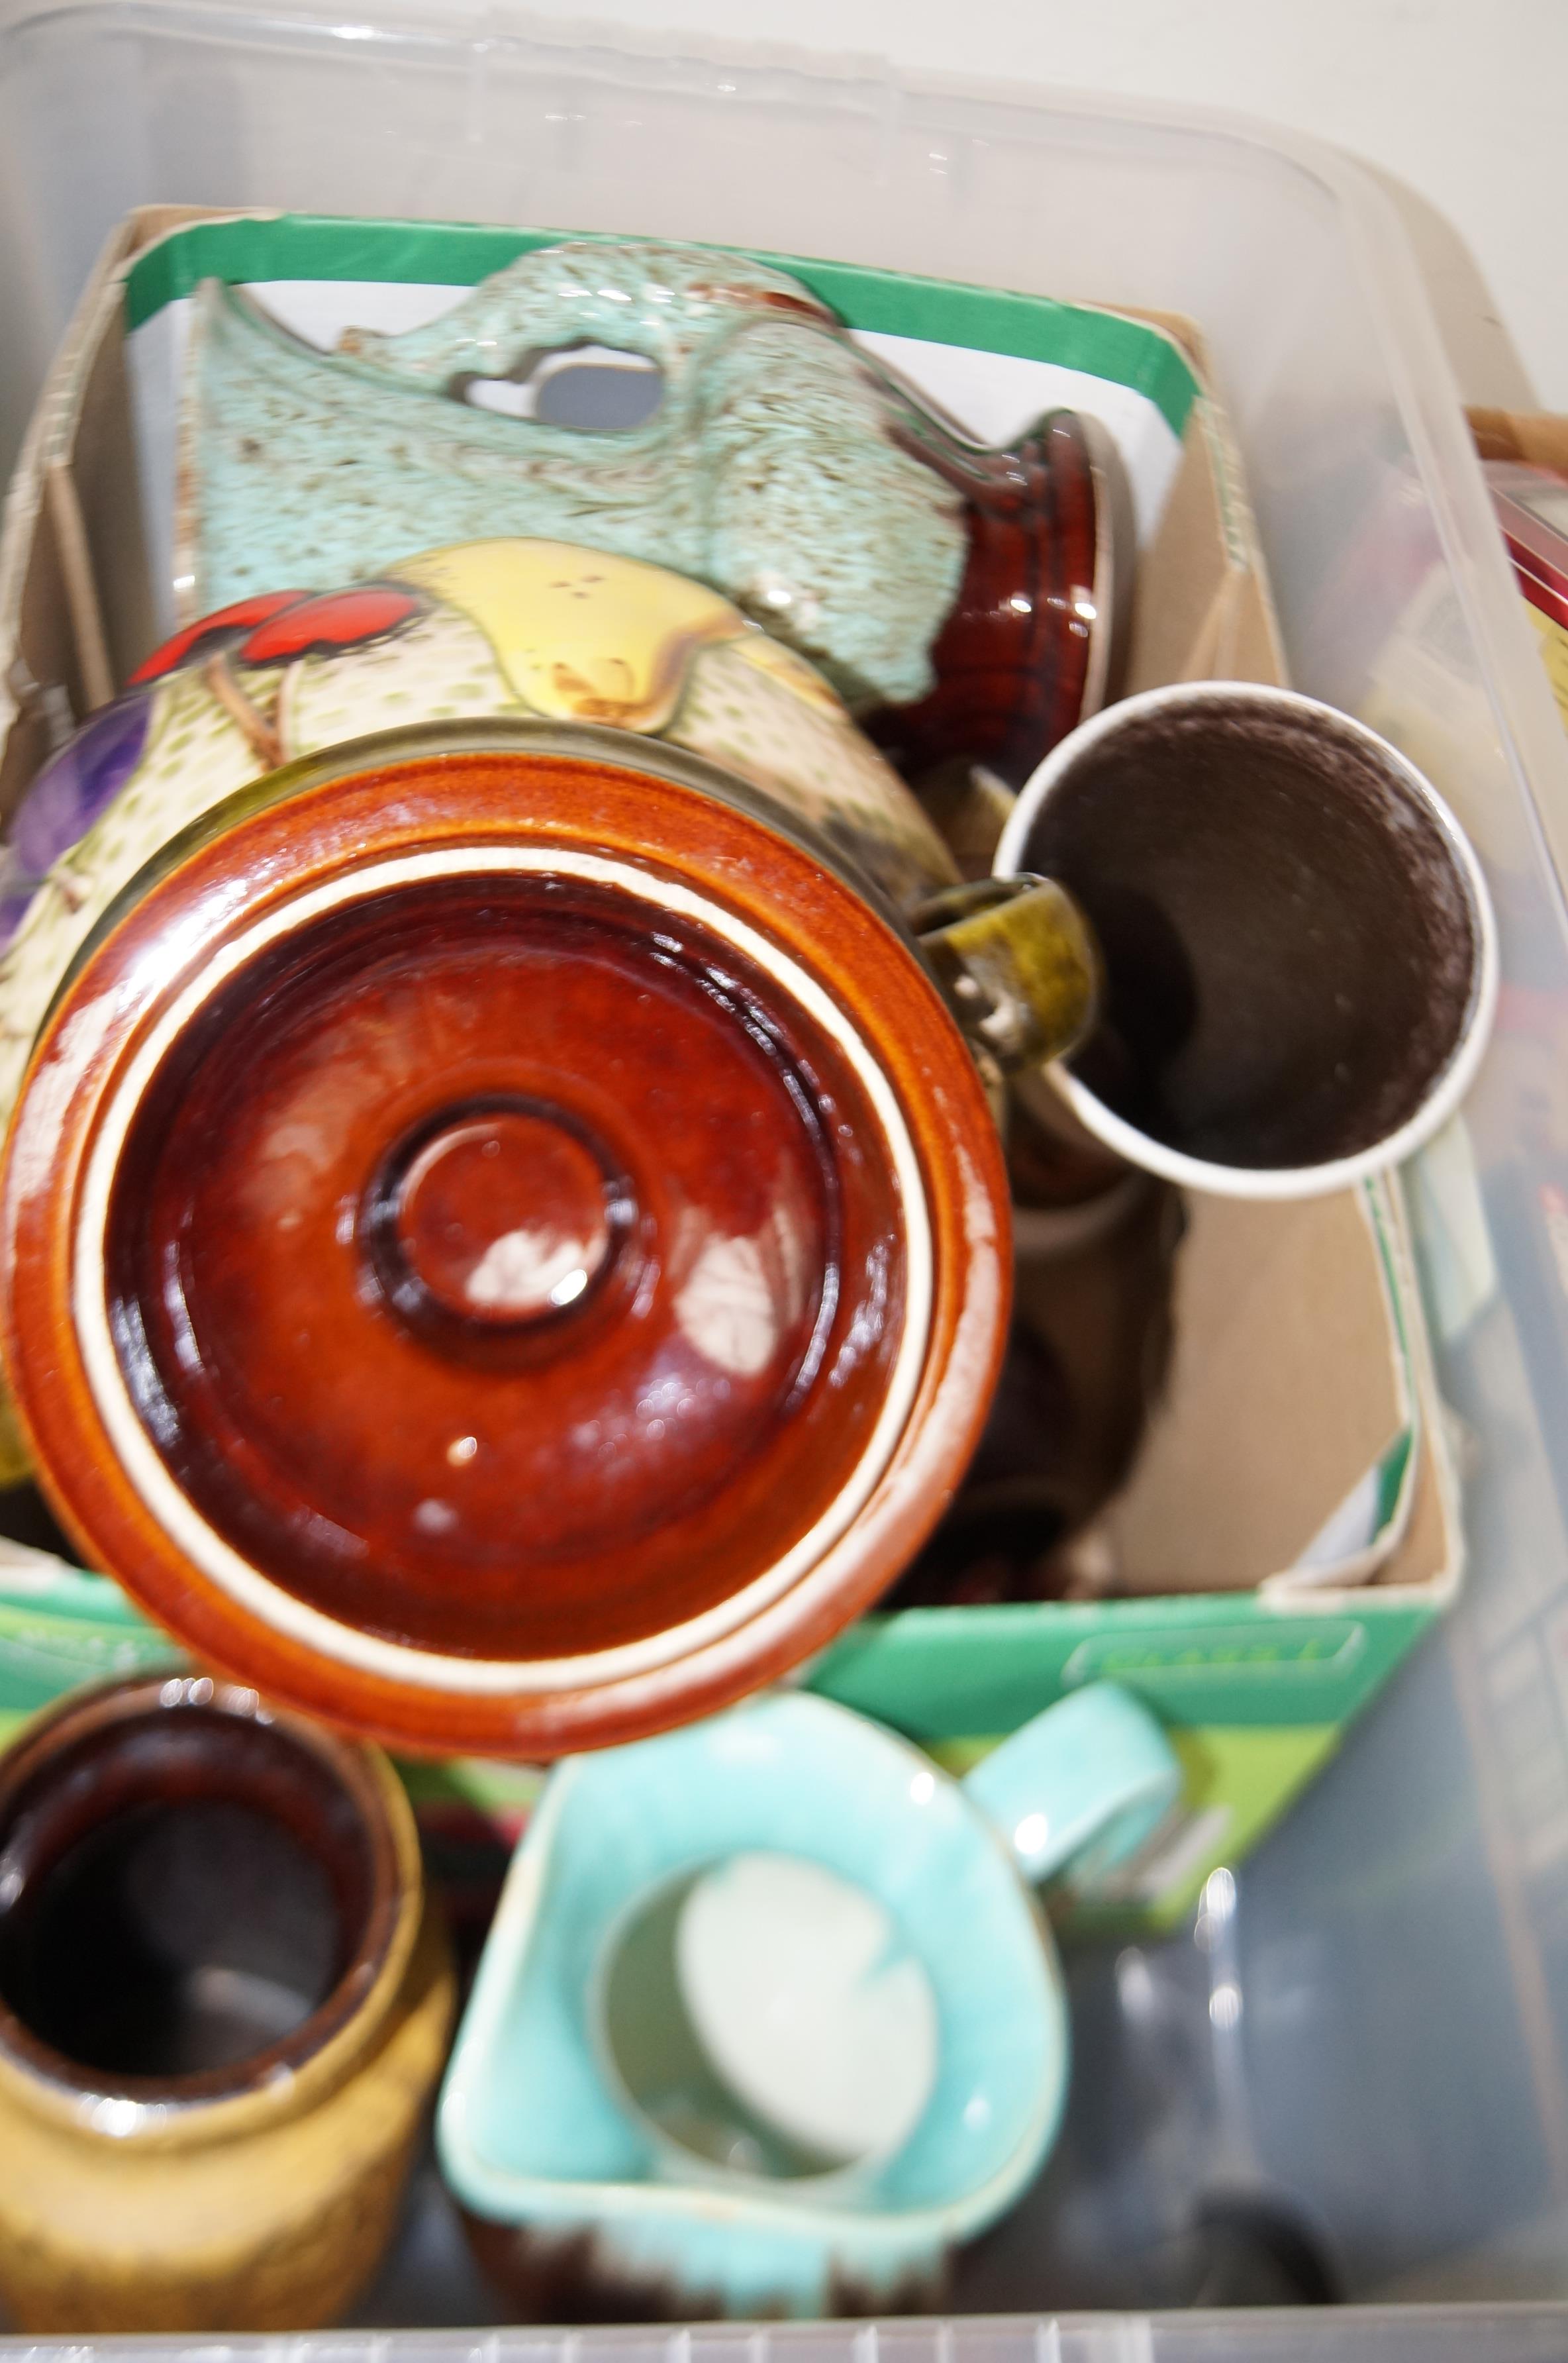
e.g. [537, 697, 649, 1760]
[0, 1673, 454, 2332]
[0, 540, 1099, 1758]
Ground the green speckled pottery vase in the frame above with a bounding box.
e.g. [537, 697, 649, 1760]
[181, 237, 1123, 787]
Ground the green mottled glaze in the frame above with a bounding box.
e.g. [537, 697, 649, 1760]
[183, 241, 967, 709]
[916, 878, 1099, 1074]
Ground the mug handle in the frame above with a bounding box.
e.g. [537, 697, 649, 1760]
[914, 876, 1100, 1073]
[961, 1682, 1181, 1886]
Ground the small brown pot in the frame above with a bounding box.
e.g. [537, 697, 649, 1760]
[0, 1673, 454, 2333]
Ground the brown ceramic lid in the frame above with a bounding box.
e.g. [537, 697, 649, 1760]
[1, 723, 1009, 1758]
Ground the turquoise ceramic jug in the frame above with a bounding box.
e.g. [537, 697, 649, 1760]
[438, 1683, 1179, 2317]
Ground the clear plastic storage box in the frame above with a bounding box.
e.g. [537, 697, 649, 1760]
[1, 5, 1568, 2352]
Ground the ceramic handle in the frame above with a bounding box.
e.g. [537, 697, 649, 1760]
[914, 875, 1100, 1073]
[962, 1682, 1181, 1886]
[340, 270, 828, 399]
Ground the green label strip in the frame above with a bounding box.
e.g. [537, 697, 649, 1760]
[122, 214, 1199, 440]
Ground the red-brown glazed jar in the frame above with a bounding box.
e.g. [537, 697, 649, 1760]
[0, 542, 1098, 1759]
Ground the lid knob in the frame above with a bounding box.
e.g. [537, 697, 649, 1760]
[366, 1097, 628, 1337]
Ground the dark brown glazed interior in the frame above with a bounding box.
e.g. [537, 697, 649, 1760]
[1018, 695, 1481, 1170]
[0, 1679, 398, 2100]
[103, 872, 907, 1659]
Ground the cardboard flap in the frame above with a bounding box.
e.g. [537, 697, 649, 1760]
[1103, 1189, 1408, 1592]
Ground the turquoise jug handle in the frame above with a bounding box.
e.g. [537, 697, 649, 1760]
[962, 1682, 1181, 1886]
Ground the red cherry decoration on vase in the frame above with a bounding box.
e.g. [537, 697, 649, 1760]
[130, 591, 311, 683]
[235, 585, 428, 666]
[131, 583, 430, 685]
[6, 582, 436, 960]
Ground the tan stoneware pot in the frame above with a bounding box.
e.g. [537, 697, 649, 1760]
[0, 1673, 454, 2332]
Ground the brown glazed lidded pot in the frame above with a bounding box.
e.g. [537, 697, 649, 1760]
[0, 1673, 454, 2333]
[0, 542, 1099, 1758]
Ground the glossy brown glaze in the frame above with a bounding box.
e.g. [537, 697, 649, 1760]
[460, 2211, 947, 2325]
[0, 1674, 401, 2103]
[1, 725, 1010, 1758]
[869, 411, 1102, 788]
[386, 1101, 617, 1327]
[105, 872, 903, 1660]
[885, 1172, 1181, 1609]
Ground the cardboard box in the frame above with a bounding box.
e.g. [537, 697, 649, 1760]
[0, 209, 1461, 1929]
